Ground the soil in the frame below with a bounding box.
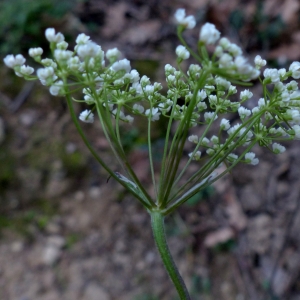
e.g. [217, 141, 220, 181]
[1, 0, 300, 299]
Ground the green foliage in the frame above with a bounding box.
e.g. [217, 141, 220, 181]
[0, 198, 58, 237]
[229, 10, 245, 31]
[120, 128, 140, 153]
[65, 233, 80, 249]
[133, 295, 160, 300]
[132, 59, 160, 81]
[212, 238, 236, 253]
[190, 274, 211, 296]
[0, 0, 77, 56]
[252, 2, 285, 47]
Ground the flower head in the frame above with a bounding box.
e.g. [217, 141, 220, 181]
[79, 110, 94, 123]
[199, 23, 220, 45]
[111, 58, 131, 73]
[289, 61, 300, 79]
[45, 28, 64, 43]
[175, 45, 190, 60]
[272, 143, 286, 154]
[174, 9, 196, 29]
[245, 152, 259, 165]
[254, 55, 266, 69]
[3, 54, 26, 68]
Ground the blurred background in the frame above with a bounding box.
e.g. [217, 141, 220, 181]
[1, 0, 300, 299]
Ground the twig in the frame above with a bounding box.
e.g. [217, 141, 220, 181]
[9, 81, 35, 112]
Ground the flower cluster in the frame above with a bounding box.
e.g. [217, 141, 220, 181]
[4, 8, 300, 208]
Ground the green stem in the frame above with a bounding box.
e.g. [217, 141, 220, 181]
[150, 210, 191, 300]
[65, 92, 153, 209]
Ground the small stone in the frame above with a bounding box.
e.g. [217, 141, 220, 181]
[42, 245, 61, 265]
[47, 236, 65, 248]
[89, 187, 101, 199]
[83, 283, 110, 300]
[46, 222, 60, 234]
[11, 241, 24, 253]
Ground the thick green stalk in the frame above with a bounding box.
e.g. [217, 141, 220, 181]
[150, 210, 191, 300]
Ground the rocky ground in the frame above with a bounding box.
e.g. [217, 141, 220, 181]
[1, 0, 300, 299]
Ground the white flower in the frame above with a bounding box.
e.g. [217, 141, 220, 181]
[188, 150, 201, 161]
[254, 55, 266, 68]
[258, 98, 267, 108]
[219, 37, 230, 49]
[204, 112, 218, 122]
[220, 118, 230, 130]
[167, 75, 176, 84]
[214, 45, 223, 57]
[272, 143, 286, 154]
[75, 33, 90, 45]
[131, 82, 142, 94]
[292, 125, 300, 138]
[41, 58, 57, 68]
[54, 49, 73, 61]
[209, 95, 217, 105]
[199, 23, 220, 45]
[286, 80, 298, 91]
[106, 48, 121, 61]
[28, 47, 43, 57]
[49, 80, 64, 96]
[188, 135, 198, 143]
[286, 109, 300, 123]
[289, 61, 300, 79]
[238, 106, 251, 119]
[165, 64, 176, 74]
[228, 85, 237, 94]
[124, 115, 134, 123]
[240, 89, 253, 101]
[201, 137, 210, 146]
[15, 65, 34, 77]
[245, 152, 259, 165]
[227, 123, 241, 135]
[278, 68, 287, 79]
[215, 77, 231, 89]
[68, 56, 81, 70]
[197, 90, 207, 101]
[234, 56, 253, 75]
[84, 94, 94, 105]
[228, 43, 242, 57]
[79, 110, 94, 123]
[132, 104, 144, 114]
[175, 45, 190, 60]
[227, 153, 238, 162]
[145, 108, 160, 121]
[144, 85, 154, 95]
[45, 28, 64, 43]
[3, 54, 26, 68]
[111, 58, 131, 73]
[140, 75, 150, 86]
[129, 69, 140, 83]
[263, 68, 280, 83]
[210, 135, 219, 144]
[280, 89, 290, 102]
[219, 53, 233, 68]
[174, 9, 196, 29]
[37, 67, 57, 85]
[57, 41, 68, 50]
[77, 41, 102, 59]
[188, 64, 201, 75]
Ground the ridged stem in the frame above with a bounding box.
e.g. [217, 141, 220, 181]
[150, 210, 191, 300]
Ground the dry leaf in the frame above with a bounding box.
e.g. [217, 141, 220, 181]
[204, 227, 235, 248]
